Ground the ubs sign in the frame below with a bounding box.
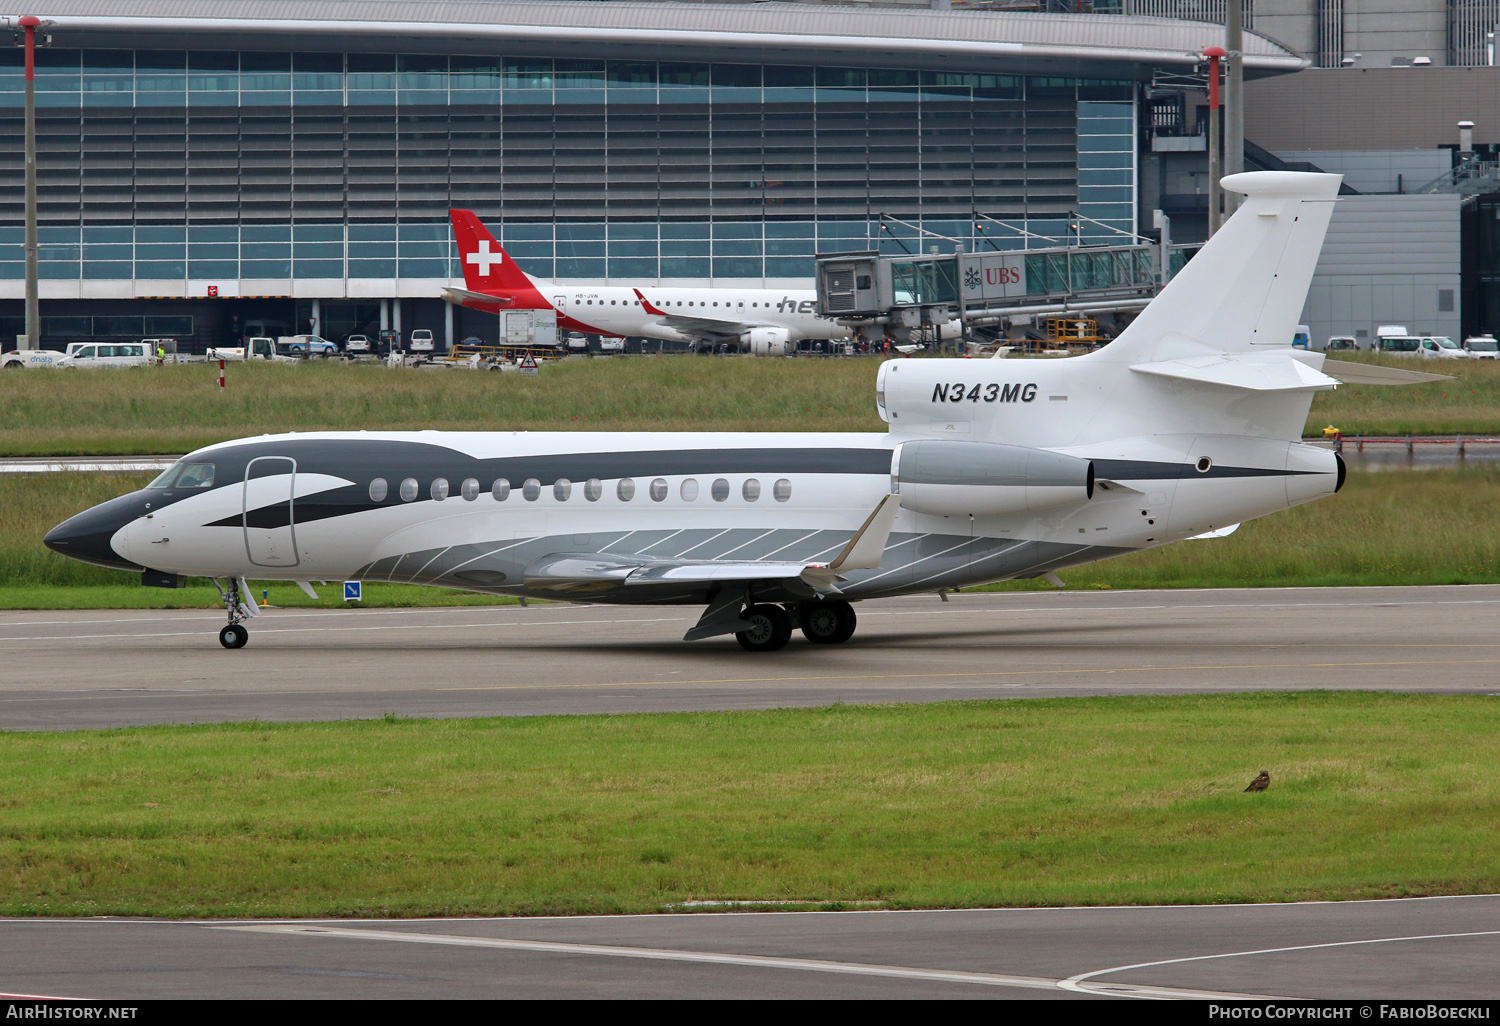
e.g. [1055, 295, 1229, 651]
[959, 253, 1027, 303]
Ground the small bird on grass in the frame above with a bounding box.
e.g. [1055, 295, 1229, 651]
[1244, 770, 1270, 792]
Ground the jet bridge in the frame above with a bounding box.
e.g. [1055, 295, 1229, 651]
[816, 243, 1179, 343]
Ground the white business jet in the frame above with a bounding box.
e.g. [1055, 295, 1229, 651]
[443, 210, 843, 355]
[50, 172, 1380, 652]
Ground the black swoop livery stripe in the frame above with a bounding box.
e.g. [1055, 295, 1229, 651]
[1093, 458, 1322, 481]
[199, 439, 895, 529]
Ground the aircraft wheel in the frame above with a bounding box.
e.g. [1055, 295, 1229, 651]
[735, 604, 792, 652]
[800, 600, 856, 644]
[219, 624, 248, 649]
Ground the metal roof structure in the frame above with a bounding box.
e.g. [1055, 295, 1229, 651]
[10, 0, 1308, 78]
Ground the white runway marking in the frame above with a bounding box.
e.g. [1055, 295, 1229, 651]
[1058, 929, 1500, 995]
[215, 924, 1280, 999]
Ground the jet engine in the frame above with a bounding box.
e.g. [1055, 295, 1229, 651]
[894, 439, 1094, 517]
[744, 327, 791, 356]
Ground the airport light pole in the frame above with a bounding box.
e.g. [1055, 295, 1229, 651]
[1203, 45, 1226, 238]
[20, 15, 41, 350]
[1224, 0, 1245, 218]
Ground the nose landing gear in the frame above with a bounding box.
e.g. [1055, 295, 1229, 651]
[211, 576, 258, 649]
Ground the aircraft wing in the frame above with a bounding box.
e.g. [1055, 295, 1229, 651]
[523, 496, 900, 639]
[440, 286, 514, 310]
[632, 289, 751, 340]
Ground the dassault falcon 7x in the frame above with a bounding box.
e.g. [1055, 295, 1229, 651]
[50, 172, 1381, 651]
[445, 208, 842, 354]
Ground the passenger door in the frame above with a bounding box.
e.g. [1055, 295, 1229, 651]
[243, 456, 300, 567]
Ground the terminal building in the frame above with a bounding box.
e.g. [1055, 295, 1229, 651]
[0, 0, 1310, 351]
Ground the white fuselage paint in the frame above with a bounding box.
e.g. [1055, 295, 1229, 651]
[550, 287, 837, 343]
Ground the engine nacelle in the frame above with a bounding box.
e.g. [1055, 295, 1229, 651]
[745, 327, 791, 356]
[894, 439, 1094, 517]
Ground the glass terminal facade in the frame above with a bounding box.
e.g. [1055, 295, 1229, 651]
[0, 47, 1136, 346]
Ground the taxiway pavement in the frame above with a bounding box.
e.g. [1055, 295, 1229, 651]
[2, 895, 1498, 1000]
[1, 585, 1496, 731]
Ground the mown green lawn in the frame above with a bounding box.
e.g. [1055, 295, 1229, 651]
[2, 693, 1496, 918]
[0, 351, 1495, 457]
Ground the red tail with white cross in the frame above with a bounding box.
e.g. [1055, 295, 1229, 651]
[449, 209, 550, 297]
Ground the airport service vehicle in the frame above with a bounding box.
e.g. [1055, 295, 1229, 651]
[345, 334, 371, 354]
[279, 334, 339, 357]
[50, 172, 1435, 652]
[444, 209, 843, 356]
[1463, 335, 1498, 358]
[56, 342, 154, 368]
[1292, 324, 1311, 349]
[1416, 336, 1468, 360]
[208, 338, 278, 362]
[1323, 336, 1359, 353]
[1, 346, 67, 368]
[409, 329, 435, 352]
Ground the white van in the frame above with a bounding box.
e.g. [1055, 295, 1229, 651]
[409, 329, 435, 352]
[56, 342, 153, 368]
[1462, 335, 1498, 359]
[1416, 336, 1469, 360]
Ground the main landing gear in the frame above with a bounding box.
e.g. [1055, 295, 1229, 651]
[734, 600, 858, 653]
[212, 577, 256, 649]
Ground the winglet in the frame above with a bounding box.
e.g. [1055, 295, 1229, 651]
[801, 494, 899, 591]
[633, 288, 668, 317]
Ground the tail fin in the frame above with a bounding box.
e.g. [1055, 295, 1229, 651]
[449, 209, 551, 295]
[1098, 171, 1341, 364]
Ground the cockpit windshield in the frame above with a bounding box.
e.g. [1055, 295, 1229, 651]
[147, 463, 215, 488]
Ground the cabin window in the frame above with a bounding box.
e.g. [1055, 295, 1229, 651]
[711, 478, 729, 502]
[681, 478, 699, 501]
[431, 478, 449, 501]
[585, 478, 602, 501]
[774, 479, 792, 502]
[742, 478, 761, 502]
[522, 478, 541, 501]
[492, 478, 511, 501]
[649, 478, 668, 502]
[554, 478, 572, 501]
[399, 478, 418, 502]
[368, 478, 388, 503]
[461, 478, 479, 501]
[618, 477, 636, 501]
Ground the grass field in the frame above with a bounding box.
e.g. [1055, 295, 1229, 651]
[4, 465, 1497, 608]
[0, 352, 1496, 458]
[0, 357, 883, 457]
[1, 693, 1496, 918]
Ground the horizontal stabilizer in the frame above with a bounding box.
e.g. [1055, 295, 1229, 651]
[1131, 352, 1340, 392]
[441, 286, 513, 308]
[1321, 360, 1452, 386]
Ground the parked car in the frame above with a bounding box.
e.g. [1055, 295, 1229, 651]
[409, 329, 435, 352]
[1373, 335, 1421, 355]
[278, 334, 339, 357]
[345, 334, 370, 353]
[1416, 335, 1469, 360]
[1462, 334, 1498, 359]
[1324, 335, 1359, 353]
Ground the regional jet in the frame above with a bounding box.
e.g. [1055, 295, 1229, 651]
[444, 209, 842, 355]
[50, 173, 1388, 652]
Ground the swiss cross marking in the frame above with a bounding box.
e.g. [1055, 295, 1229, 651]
[466, 240, 503, 276]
